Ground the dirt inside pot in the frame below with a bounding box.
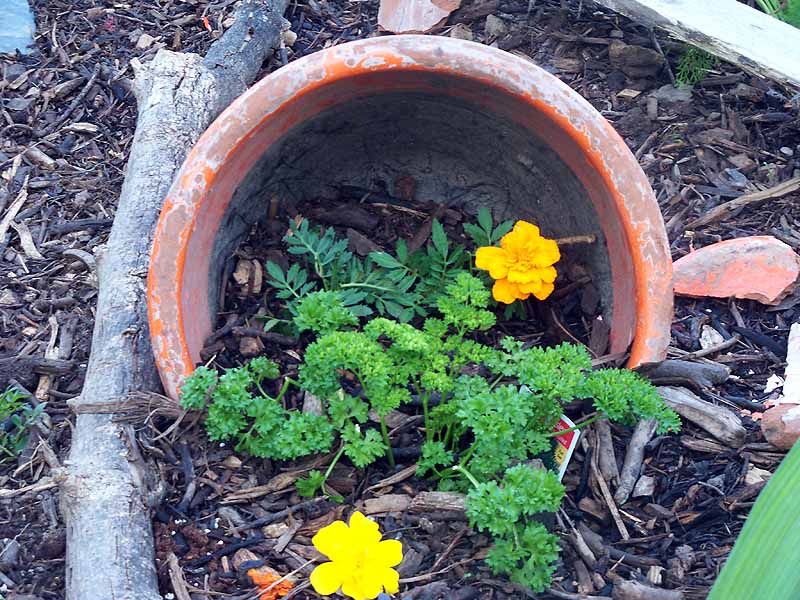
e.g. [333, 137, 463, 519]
[208, 90, 617, 336]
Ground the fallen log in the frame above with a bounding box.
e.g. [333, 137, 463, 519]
[58, 2, 289, 599]
[592, 0, 800, 89]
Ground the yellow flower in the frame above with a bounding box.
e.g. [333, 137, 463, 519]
[475, 220, 560, 304]
[310, 511, 403, 600]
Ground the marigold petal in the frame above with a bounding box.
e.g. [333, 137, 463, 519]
[533, 281, 555, 300]
[309, 562, 343, 596]
[534, 238, 560, 267]
[475, 246, 509, 279]
[512, 220, 541, 239]
[507, 267, 540, 284]
[341, 575, 382, 600]
[367, 539, 403, 568]
[348, 512, 382, 548]
[540, 265, 557, 284]
[518, 279, 543, 295]
[492, 279, 518, 304]
[312, 521, 351, 561]
[379, 567, 400, 594]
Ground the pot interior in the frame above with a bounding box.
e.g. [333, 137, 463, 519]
[192, 71, 636, 363]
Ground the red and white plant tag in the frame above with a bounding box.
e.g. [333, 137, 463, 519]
[552, 415, 580, 482]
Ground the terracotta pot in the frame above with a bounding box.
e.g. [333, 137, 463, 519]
[148, 35, 673, 401]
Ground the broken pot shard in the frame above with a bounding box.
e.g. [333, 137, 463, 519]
[761, 403, 800, 449]
[378, 0, 461, 33]
[673, 236, 800, 305]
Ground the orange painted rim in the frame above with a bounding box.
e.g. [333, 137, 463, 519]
[148, 35, 673, 401]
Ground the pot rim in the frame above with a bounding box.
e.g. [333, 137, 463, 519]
[148, 34, 673, 401]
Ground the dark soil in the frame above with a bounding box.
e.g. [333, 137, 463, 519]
[1, 0, 798, 599]
[203, 196, 601, 372]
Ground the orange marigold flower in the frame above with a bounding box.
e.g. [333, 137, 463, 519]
[309, 511, 403, 600]
[475, 220, 560, 304]
[247, 567, 294, 600]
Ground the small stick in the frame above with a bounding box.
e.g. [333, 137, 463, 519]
[428, 528, 467, 573]
[555, 234, 597, 246]
[650, 30, 676, 85]
[673, 334, 741, 360]
[35, 63, 101, 138]
[614, 419, 658, 505]
[167, 552, 192, 600]
[590, 429, 630, 540]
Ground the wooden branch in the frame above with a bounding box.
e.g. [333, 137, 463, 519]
[657, 386, 746, 448]
[613, 418, 657, 505]
[685, 176, 800, 229]
[59, 2, 289, 599]
[592, 0, 800, 89]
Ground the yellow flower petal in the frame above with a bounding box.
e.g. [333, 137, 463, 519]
[309, 562, 343, 596]
[501, 220, 540, 253]
[475, 246, 509, 279]
[540, 265, 557, 284]
[312, 521, 351, 561]
[348, 512, 382, 548]
[533, 281, 555, 300]
[377, 567, 400, 594]
[533, 238, 560, 267]
[492, 278, 518, 304]
[367, 539, 403, 569]
[514, 220, 540, 236]
[507, 267, 540, 284]
[518, 279, 543, 295]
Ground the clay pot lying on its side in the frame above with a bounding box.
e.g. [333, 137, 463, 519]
[148, 35, 673, 401]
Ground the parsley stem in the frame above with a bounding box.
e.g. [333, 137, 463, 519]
[379, 417, 395, 468]
[545, 413, 604, 438]
[275, 377, 300, 402]
[421, 393, 431, 442]
[451, 465, 480, 489]
[324, 445, 346, 480]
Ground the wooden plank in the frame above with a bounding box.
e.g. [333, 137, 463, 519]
[593, 0, 800, 89]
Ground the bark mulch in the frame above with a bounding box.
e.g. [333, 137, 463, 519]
[1, 1, 798, 599]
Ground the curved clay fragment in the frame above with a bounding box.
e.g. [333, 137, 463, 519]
[673, 236, 800, 305]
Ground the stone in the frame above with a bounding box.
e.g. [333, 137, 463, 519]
[632, 475, 656, 497]
[608, 40, 665, 78]
[699, 325, 725, 350]
[649, 84, 693, 105]
[722, 167, 749, 189]
[238, 336, 263, 357]
[232, 258, 263, 294]
[0, 538, 20, 569]
[449, 23, 473, 40]
[135, 33, 156, 50]
[484, 14, 508, 38]
[744, 465, 772, 485]
[673, 236, 800, 305]
[378, 0, 461, 33]
[617, 88, 642, 100]
[761, 403, 800, 449]
[728, 153, 757, 174]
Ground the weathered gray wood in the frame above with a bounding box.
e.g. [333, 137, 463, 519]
[593, 0, 800, 89]
[614, 418, 657, 505]
[59, 2, 289, 599]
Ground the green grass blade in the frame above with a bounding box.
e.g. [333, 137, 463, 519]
[709, 442, 800, 599]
